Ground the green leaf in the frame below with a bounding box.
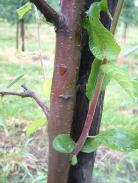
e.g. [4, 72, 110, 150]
[82, 1, 120, 60]
[82, 128, 138, 153]
[7, 74, 24, 88]
[100, 0, 113, 20]
[70, 155, 78, 166]
[82, 136, 102, 153]
[101, 74, 111, 91]
[86, 59, 102, 100]
[16, 2, 32, 20]
[26, 119, 46, 136]
[53, 134, 76, 154]
[100, 0, 108, 12]
[101, 63, 134, 97]
[102, 128, 138, 152]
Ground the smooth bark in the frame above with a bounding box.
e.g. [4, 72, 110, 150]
[48, 1, 86, 183]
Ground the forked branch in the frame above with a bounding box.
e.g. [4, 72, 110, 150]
[0, 84, 49, 119]
[30, 0, 66, 29]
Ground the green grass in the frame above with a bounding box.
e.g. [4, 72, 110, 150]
[0, 21, 138, 183]
[0, 22, 53, 183]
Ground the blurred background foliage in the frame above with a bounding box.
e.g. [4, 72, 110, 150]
[0, 0, 138, 182]
[121, 0, 138, 42]
[0, 0, 34, 24]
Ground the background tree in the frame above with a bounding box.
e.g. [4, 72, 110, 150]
[121, 0, 138, 42]
[0, 0, 34, 51]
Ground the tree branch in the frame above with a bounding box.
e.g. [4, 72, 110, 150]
[30, 0, 66, 30]
[111, 0, 124, 34]
[71, 0, 124, 157]
[72, 73, 104, 156]
[0, 84, 49, 119]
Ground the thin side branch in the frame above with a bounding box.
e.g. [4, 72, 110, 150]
[72, 73, 104, 156]
[111, 0, 124, 34]
[30, 0, 66, 29]
[0, 84, 49, 119]
[72, 0, 124, 156]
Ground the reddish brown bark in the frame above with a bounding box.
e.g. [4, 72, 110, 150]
[72, 72, 104, 157]
[48, 1, 86, 183]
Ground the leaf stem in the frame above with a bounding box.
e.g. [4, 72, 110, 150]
[111, 0, 124, 34]
[72, 72, 104, 156]
[72, 0, 124, 156]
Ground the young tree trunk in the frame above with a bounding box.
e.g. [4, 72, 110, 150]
[68, 1, 118, 183]
[48, 1, 85, 183]
[16, 21, 19, 50]
[20, 19, 25, 52]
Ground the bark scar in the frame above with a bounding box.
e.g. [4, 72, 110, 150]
[59, 94, 73, 100]
[56, 64, 67, 76]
